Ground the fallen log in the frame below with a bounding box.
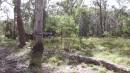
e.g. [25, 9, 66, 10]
[65, 54, 130, 73]
[44, 49, 130, 73]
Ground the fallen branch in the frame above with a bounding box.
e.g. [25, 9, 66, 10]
[65, 53, 130, 73]
[44, 49, 130, 73]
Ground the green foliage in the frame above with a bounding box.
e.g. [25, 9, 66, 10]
[44, 37, 130, 66]
[86, 37, 130, 66]
[48, 55, 63, 64]
[46, 15, 78, 37]
[0, 35, 17, 47]
[44, 37, 130, 65]
[102, 31, 112, 37]
[122, 20, 130, 36]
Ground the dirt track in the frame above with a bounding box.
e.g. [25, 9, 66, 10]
[0, 47, 26, 73]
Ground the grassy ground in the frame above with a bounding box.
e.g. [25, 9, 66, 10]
[0, 36, 130, 66]
[0, 35, 130, 72]
[43, 37, 130, 67]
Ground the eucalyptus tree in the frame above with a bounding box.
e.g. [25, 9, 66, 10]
[57, 0, 84, 35]
[21, 0, 35, 33]
[93, 0, 108, 36]
[28, 0, 46, 73]
[14, 0, 26, 48]
[115, 0, 128, 34]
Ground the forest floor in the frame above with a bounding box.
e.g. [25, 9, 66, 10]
[0, 46, 116, 73]
[0, 35, 130, 73]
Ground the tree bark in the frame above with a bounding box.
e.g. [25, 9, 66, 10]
[15, 0, 26, 48]
[99, 5, 103, 35]
[28, 0, 46, 73]
[96, 0, 107, 36]
[12, 0, 17, 39]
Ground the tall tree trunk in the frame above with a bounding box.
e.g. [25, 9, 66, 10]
[99, 6, 103, 35]
[103, 2, 107, 32]
[96, 0, 104, 36]
[28, 0, 46, 73]
[12, 0, 17, 39]
[15, 0, 26, 48]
